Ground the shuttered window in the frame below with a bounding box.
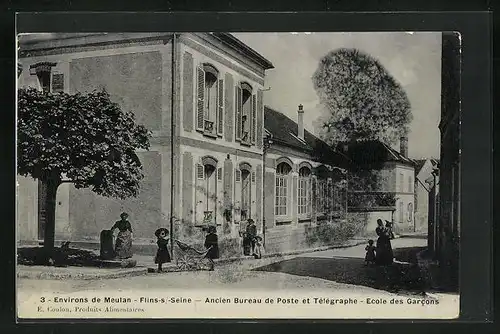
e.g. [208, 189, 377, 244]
[298, 167, 311, 216]
[51, 73, 64, 92]
[235, 86, 242, 141]
[217, 79, 224, 136]
[196, 164, 205, 180]
[217, 167, 223, 182]
[196, 66, 205, 131]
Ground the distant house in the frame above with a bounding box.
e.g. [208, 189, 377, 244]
[341, 137, 416, 235]
[414, 158, 439, 233]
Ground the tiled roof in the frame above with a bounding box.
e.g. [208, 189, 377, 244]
[338, 140, 415, 169]
[264, 106, 350, 169]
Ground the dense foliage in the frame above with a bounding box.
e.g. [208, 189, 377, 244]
[17, 88, 151, 198]
[312, 48, 412, 146]
[17, 87, 151, 252]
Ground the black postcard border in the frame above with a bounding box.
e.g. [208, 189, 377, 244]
[3, 10, 493, 331]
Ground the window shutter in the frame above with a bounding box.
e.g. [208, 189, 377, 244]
[251, 171, 256, 183]
[235, 86, 242, 141]
[196, 164, 205, 180]
[217, 167, 223, 182]
[234, 169, 242, 222]
[217, 79, 224, 136]
[251, 94, 256, 144]
[195, 163, 205, 225]
[196, 66, 205, 131]
[51, 73, 64, 92]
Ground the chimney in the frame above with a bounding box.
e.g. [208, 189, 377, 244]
[297, 104, 304, 140]
[400, 136, 408, 157]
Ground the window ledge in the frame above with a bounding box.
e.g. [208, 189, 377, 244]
[240, 141, 252, 147]
[276, 221, 292, 226]
[203, 131, 218, 139]
[275, 217, 292, 225]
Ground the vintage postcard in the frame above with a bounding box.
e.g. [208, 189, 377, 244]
[16, 31, 460, 320]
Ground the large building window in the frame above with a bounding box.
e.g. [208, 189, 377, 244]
[399, 172, 404, 192]
[408, 176, 413, 193]
[298, 167, 311, 216]
[235, 82, 256, 145]
[197, 64, 223, 137]
[317, 179, 327, 214]
[240, 168, 252, 221]
[196, 157, 218, 225]
[275, 162, 292, 216]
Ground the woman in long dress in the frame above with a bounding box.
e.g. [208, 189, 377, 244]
[111, 212, 133, 259]
[375, 219, 393, 265]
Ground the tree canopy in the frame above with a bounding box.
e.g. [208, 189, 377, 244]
[17, 88, 151, 198]
[312, 48, 412, 146]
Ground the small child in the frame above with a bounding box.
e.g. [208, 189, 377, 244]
[253, 236, 265, 259]
[365, 239, 376, 265]
[204, 225, 219, 271]
[154, 228, 171, 272]
[385, 221, 396, 240]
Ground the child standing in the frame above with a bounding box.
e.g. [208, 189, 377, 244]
[365, 239, 376, 265]
[253, 236, 265, 259]
[154, 228, 171, 272]
[204, 225, 219, 271]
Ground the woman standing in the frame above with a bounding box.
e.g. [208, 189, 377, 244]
[375, 219, 393, 265]
[111, 212, 133, 259]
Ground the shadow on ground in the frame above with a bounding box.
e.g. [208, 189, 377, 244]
[253, 246, 428, 295]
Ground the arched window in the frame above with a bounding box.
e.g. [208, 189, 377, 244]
[196, 157, 218, 225]
[315, 165, 329, 215]
[275, 162, 292, 216]
[196, 63, 223, 136]
[235, 82, 256, 145]
[298, 166, 311, 216]
[238, 163, 253, 221]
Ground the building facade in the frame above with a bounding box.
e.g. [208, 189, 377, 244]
[434, 32, 460, 288]
[263, 106, 349, 253]
[344, 138, 416, 235]
[414, 158, 439, 233]
[17, 33, 349, 255]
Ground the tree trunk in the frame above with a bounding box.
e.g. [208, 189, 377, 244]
[43, 179, 60, 252]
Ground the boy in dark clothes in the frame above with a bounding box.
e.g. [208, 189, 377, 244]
[154, 228, 171, 272]
[204, 225, 219, 271]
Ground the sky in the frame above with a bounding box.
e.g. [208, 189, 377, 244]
[234, 32, 442, 159]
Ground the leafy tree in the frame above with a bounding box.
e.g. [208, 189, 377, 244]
[17, 88, 151, 253]
[312, 48, 412, 146]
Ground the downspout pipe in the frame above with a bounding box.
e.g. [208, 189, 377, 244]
[170, 33, 177, 258]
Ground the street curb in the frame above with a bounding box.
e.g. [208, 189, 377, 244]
[18, 239, 368, 279]
[398, 234, 428, 240]
[17, 266, 148, 280]
[213, 239, 368, 265]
